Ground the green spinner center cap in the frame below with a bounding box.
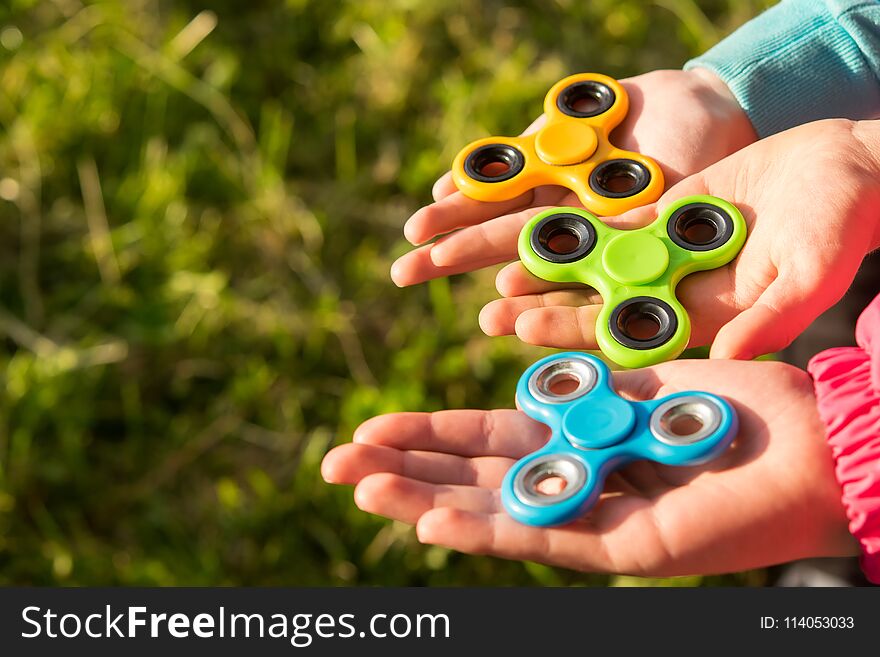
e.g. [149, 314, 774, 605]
[602, 232, 669, 285]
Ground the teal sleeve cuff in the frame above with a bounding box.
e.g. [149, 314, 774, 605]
[685, 0, 880, 137]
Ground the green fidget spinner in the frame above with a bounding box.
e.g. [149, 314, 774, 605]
[517, 195, 747, 368]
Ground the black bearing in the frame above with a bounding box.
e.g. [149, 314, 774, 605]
[589, 159, 651, 198]
[556, 80, 616, 118]
[667, 202, 735, 252]
[609, 297, 678, 350]
[530, 212, 597, 264]
[463, 143, 525, 183]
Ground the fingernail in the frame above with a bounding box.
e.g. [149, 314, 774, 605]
[320, 463, 338, 484]
[477, 307, 494, 336]
[389, 260, 407, 287]
[415, 520, 432, 544]
[428, 243, 451, 267]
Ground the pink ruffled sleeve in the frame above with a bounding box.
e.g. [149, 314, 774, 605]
[808, 295, 880, 584]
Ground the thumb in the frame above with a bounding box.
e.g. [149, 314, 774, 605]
[607, 172, 708, 230]
[709, 277, 818, 361]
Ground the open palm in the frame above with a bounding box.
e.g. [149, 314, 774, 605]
[482, 119, 880, 360]
[323, 358, 854, 576]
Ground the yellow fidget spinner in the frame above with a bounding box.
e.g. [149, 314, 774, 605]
[452, 73, 664, 216]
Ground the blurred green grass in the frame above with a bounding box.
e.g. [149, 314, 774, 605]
[0, 0, 773, 585]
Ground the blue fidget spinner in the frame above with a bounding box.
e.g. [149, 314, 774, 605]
[501, 352, 737, 527]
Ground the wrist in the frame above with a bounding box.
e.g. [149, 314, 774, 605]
[685, 67, 758, 153]
[686, 67, 757, 153]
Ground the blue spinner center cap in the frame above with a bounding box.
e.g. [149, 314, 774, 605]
[563, 395, 635, 449]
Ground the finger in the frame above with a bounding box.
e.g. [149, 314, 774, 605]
[353, 410, 549, 458]
[671, 266, 738, 348]
[599, 203, 659, 230]
[321, 443, 514, 488]
[523, 114, 548, 135]
[609, 366, 664, 402]
[390, 244, 506, 287]
[709, 274, 821, 360]
[514, 305, 602, 350]
[496, 262, 586, 297]
[403, 191, 534, 246]
[432, 171, 457, 202]
[656, 171, 710, 207]
[354, 473, 500, 524]
[429, 207, 543, 268]
[479, 291, 600, 337]
[591, 180, 716, 233]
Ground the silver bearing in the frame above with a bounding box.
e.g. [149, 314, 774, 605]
[512, 454, 587, 507]
[527, 357, 598, 404]
[649, 395, 722, 446]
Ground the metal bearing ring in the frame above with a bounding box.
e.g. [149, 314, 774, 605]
[650, 395, 723, 445]
[513, 453, 588, 507]
[527, 356, 598, 404]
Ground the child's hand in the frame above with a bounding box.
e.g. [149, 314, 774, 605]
[483, 119, 880, 360]
[392, 69, 754, 286]
[322, 359, 854, 576]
